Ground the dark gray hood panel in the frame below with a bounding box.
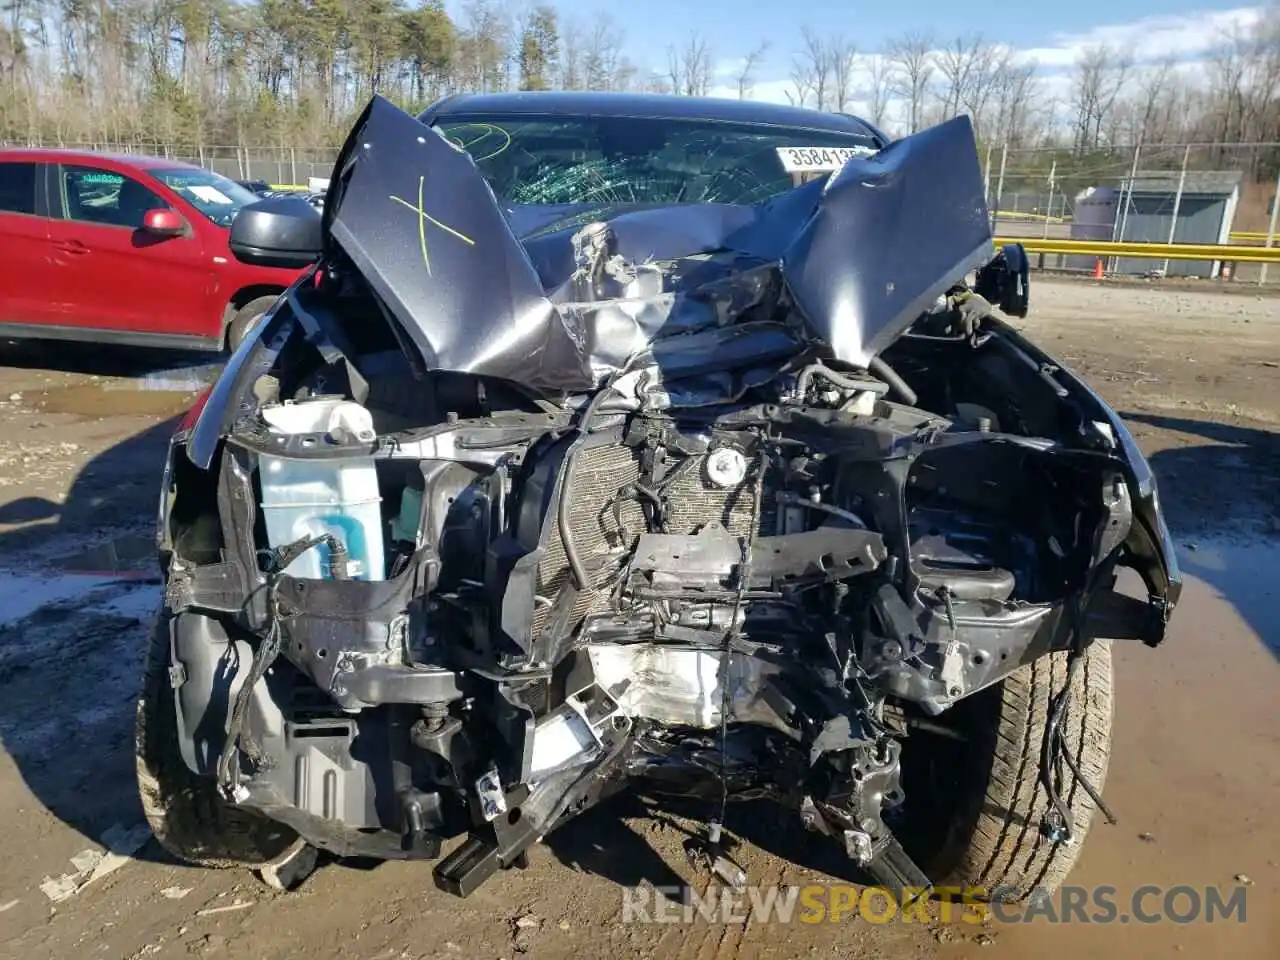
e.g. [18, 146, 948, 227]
[781, 117, 995, 365]
[326, 95, 994, 393]
[325, 99, 580, 392]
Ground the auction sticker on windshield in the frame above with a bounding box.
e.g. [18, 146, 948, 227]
[188, 185, 234, 204]
[776, 145, 878, 173]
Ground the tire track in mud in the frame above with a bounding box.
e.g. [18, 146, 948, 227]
[709, 854, 785, 960]
[3, 278, 1277, 960]
[648, 837, 803, 960]
[0, 568, 165, 960]
[0, 572, 158, 769]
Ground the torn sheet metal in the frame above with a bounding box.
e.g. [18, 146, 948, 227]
[586, 643, 790, 732]
[781, 116, 994, 366]
[325, 95, 994, 393]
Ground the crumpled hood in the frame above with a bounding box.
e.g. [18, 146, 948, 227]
[325, 95, 993, 393]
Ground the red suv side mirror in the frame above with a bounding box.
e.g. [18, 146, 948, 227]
[141, 208, 186, 236]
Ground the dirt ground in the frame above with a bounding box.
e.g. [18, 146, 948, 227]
[0, 278, 1275, 959]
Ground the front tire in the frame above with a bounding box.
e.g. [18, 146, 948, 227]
[135, 611, 298, 866]
[905, 641, 1114, 900]
[225, 295, 280, 353]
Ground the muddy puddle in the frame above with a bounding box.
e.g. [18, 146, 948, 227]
[1177, 539, 1279, 656]
[21, 362, 220, 419]
[48, 534, 158, 577]
[948, 536, 1279, 959]
[0, 572, 115, 627]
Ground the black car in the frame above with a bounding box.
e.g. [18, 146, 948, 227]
[139, 92, 1180, 900]
[236, 178, 272, 195]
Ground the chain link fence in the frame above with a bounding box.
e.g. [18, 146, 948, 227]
[2, 138, 339, 186]
[982, 142, 1280, 281]
[205, 146, 338, 185]
[8, 136, 1279, 280]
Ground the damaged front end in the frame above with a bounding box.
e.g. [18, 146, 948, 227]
[150, 95, 1180, 900]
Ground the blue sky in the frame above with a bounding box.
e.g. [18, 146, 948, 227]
[507, 1, 1268, 106]
[570, 0, 1251, 64]
[433, 1, 1270, 129]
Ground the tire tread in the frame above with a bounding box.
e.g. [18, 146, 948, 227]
[939, 641, 1113, 900]
[135, 612, 296, 866]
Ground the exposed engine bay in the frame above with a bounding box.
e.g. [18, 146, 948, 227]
[152, 96, 1180, 900]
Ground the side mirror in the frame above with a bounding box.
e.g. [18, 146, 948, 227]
[975, 242, 1029, 318]
[229, 196, 323, 269]
[141, 208, 186, 237]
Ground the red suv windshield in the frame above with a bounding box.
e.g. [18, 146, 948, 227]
[151, 168, 259, 226]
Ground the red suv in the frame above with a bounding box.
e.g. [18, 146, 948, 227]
[0, 149, 306, 352]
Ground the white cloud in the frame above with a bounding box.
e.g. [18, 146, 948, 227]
[709, 77, 795, 105]
[708, 6, 1268, 131]
[711, 52, 891, 108]
[714, 56, 750, 80]
[1010, 6, 1264, 69]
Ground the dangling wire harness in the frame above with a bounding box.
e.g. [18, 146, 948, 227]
[685, 443, 769, 890]
[1039, 593, 1118, 843]
[217, 534, 350, 801]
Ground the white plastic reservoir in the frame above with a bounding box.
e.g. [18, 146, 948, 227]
[258, 399, 385, 581]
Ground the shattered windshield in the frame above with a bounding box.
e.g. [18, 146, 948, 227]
[433, 114, 881, 206]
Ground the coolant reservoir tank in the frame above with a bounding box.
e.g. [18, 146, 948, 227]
[258, 399, 385, 580]
[260, 398, 376, 442]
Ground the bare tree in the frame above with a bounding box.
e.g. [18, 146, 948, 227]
[735, 40, 769, 99]
[886, 30, 935, 133]
[789, 26, 830, 110]
[1241, 9, 1280, 147]
[666, 32, 712, 96]
[640, 70, 672, 94]
[931, 33, 1019, 139]
[1070, 43, 1134, 153]
[785, 60, 814, 108]
[865, 52, 894, 128]
[582, 12, 624, 90]
[558, 18, 583, 90]
[665, 43, 681, 95]
[936, 34, 982, 120]
[829, 36, 858, 113]
[989, 57, 1041, 146]
[977, 55, 1039, 146]
[457, 0, 511, 93]
[960, 47, 1009, 135]
[1207, 27, 1249, 147]
[7, 0, 1280, 183]
[1119, 55, 1177, 145]
[1199, 20, 1280, 154]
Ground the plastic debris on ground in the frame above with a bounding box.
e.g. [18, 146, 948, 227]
[37, 822, 152, 902]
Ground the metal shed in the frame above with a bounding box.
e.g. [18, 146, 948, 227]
[1112, 170, 1243, 277]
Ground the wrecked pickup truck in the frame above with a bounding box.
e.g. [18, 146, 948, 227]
[137, 92, 1181, 900]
